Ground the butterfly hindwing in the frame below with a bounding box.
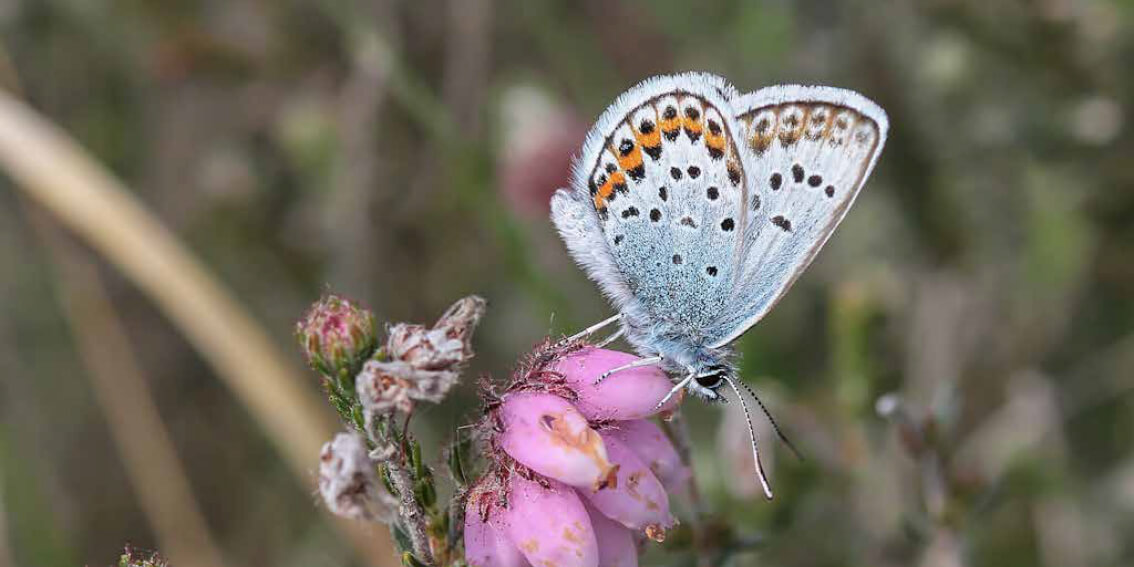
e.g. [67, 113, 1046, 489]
[707, 86, 888, 347]
[551, 73, 749, 346]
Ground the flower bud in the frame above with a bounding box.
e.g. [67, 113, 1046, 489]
[551, 348, 680, 420]
[317, 432, 397, 522]
[498, 392, 616, 490]
[464, 494, 527, 567]
[583, 499, 638, 567]
[296, 294, 377, 378]
[582, 433, 673, 535]
[604, 419, 689, 494]
[500, 475, 598, 567]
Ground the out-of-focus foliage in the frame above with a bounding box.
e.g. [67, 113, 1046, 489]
[0, 0, 1131, 566]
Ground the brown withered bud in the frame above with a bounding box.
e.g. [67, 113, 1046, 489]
[386, 296, 486, 371]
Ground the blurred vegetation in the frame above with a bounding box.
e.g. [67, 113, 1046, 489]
[0, 0, 1132, 566]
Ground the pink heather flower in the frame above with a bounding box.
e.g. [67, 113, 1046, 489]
[497, 392, 617, 490]
[551, 347, 682, 420]
[583, 499, 638, 567]
[464, 496, 528, 567]
[464, 342, 687, 566]
[497, 475, 598, 567]
[295, 294, 377, 376]
[604, 419, 691, 495]
[581, 433, 674, 535]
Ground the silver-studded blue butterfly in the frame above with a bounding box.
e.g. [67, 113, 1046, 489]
[550, 72, 888, 498]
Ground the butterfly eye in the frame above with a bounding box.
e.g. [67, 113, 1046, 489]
[695, 372, 726, 390]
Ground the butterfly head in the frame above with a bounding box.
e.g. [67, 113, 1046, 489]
[687, 363, 732, 401]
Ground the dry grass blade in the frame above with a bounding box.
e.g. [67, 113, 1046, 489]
[0, 90, 395, 565]
[34, 218, 227, 567]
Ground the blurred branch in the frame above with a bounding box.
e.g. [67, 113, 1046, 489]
[30, 215, 227, 567]
[0, 89, 396, 566]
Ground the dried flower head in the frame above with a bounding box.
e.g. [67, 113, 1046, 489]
[295, 294, 377, 378]
[318, 432, 397, 522]
[387, 295, 486, 371]
[357, 296, 485, 419]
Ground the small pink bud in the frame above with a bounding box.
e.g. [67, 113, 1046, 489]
[583, 500, 639, 567]
[464, 496, 528, 567]
[604, 419, 690, 494]
[499, 475, 598, 567]
[317, 433, 397, 522]
[551, 348, 681, 420]
[296, 294, 377, 376]
[498, 392, 617, 490]
[582, 433, 673, 535]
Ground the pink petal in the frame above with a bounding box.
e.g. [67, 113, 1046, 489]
[583, 499, 638, 567]
[498, 475, 598, 567]
[464, 497, 528, 567]
[582, 433, 674, 536]
[604, 419, 691, 495]
[552, 348, 680, 420]
[498, 392, 616, 490]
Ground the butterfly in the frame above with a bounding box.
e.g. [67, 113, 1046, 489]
[550, 72, 887, 498]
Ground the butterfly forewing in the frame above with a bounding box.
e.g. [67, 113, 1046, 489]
[707, 86, 888, 348]
[551, 73, 750, 345]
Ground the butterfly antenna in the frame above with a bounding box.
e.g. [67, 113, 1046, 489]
[724, 377, 774, 500]
[736, 379, 804, 462]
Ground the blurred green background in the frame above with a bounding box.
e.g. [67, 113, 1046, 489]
[1, 0, 1132, 566]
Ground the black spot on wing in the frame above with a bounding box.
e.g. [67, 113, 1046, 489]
[771, 215, 792, 231]
[791, 164, 804, 183]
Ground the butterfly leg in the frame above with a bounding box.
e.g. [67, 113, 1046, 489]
[592, 355, 664, 386]
[595, 328, 624, 348]
[561, 314, 622, 344]
[653, 373, 695, 411]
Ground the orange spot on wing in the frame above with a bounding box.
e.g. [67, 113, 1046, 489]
[592, 170, 625, 210]
[616, 144, 642, 172]
[634, 127, 660, 151]
[683, 114, 703, 136]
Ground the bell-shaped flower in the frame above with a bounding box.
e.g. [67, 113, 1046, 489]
[464, 495, 528, 567]
[497, 392, 616, 490]
[498, 475, 599, 567]
[582, 433, 674, 537]
[551, 347, 681, 420]
[604, 419, 690, 494]
[583, 500, 638, 567]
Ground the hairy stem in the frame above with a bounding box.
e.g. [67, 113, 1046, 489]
[385, 461, 434, 564]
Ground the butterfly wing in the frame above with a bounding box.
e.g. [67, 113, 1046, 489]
[707, 86, 888, 348]
[551, 73, 752, 349]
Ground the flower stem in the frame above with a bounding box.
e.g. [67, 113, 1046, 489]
[385, 461, 435, 565]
